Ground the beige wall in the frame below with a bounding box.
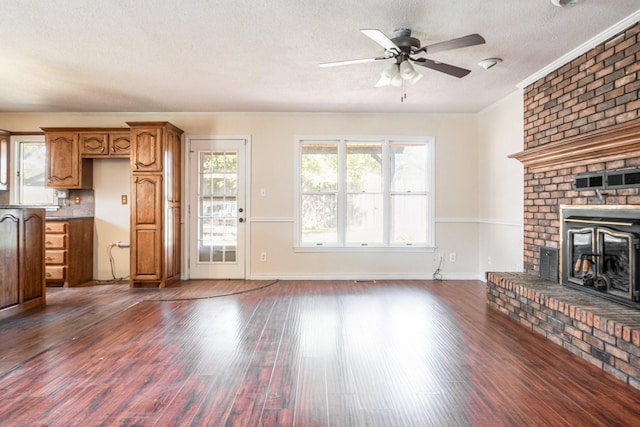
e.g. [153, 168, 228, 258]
[93, 158, 130, 281]
[477, 91, 524, 277]
[0, 110, 515, 280]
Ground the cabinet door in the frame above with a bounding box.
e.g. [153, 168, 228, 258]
[131, 128, 163, 172]
[110, 132, 131, 157]
[0, 212, 20, 309]
[0, 131, 9, 191]
[131, 175, 163, 282]
[80, 133, 109, 157]
[46, 132, 81, 187]
[22, 210, 45, 301]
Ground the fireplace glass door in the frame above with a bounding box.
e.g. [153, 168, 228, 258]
[568, 228, 593, 284]
[598, 228, 634, 299]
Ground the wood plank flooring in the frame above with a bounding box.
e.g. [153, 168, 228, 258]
[1, 279, 640, 426]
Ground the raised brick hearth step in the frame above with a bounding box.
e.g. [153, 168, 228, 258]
[487, 271, 640, 390]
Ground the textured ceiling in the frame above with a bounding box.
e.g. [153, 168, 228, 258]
[1, 0, 639, 114]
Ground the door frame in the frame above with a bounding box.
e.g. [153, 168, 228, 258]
[183, 135, 252, 280]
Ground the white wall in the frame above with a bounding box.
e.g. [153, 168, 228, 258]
[0, 112, 483, 280]
[477, 91, 525, 278]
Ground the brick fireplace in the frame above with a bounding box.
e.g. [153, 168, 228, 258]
[487, 21, 640, 389]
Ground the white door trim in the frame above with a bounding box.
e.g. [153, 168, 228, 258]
[183, 134, 252, 279]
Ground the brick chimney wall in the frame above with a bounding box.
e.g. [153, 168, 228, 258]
[522, 22, 640, 275]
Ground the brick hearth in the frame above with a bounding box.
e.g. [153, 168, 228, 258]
[487, 272, 640, 389]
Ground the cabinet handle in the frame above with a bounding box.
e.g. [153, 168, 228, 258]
[46, 272, 51, 277]
[46, 241, 52, 245]
[45, 257, 53, 261]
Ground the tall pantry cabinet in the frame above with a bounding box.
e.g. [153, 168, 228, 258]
[128, 122, 183, 288]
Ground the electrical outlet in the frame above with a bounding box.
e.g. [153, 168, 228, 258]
[260, 252, 267, 261]
[121, 195, 128, 205]
[74, 195, 81, 204]
[487, 256, 492, 265]
[449, 252, 456, 263]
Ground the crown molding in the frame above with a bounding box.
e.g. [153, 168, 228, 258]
[517, 10, 640, 89]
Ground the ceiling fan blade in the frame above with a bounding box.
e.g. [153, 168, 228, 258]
[360, 29, 400, 52]
[320, 57, 390, 67]
[417, 33, 485, 54]
[412, 58, 471, 78]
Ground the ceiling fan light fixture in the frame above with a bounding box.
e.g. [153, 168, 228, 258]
[376, 63, 400, 86]
[551, 0, 579, 7]
[399, 60, 417, 80]
[390, 74, 403, 87]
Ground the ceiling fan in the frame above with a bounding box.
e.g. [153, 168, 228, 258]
[320, 29, 485, 92]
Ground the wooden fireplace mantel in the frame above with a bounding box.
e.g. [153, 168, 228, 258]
[509, 120, 640, 170]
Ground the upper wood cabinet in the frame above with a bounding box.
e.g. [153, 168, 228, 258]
[0, 129, 9, 191]
[43, 130, 93, 189]
[130, 127, 163, 172]
[80, 130, 130, 158]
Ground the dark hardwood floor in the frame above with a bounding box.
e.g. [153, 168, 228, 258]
[2, 279, 640, 426]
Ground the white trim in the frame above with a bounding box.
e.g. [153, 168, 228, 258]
[517, 10, 640, 89]
[252, 216, 522, 227]
[251, 217, 295, 223]
[477, 218, 523, 227]
[248, 272, 484, 281]
[436, 217, 523, 227]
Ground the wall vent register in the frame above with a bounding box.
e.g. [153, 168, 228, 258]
[574, 167, 640, 190]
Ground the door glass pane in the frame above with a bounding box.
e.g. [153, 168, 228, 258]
[198, 151, 237, 263]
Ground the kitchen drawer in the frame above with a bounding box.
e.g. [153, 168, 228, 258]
[45, 234, 66, 249]
[45, 250, 66, 265]
[45, 222, 67, 234]
[45, 266, 66, 281]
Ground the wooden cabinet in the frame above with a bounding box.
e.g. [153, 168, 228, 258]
[0, 208, 46, 320]
[80, 130, 130, 158]
[128, 121, 183, 287]
[43, 127, 131, 189]
[0, 129, 9, 191]
[43, 130, 93, 189]
[45, 218, 94, 287]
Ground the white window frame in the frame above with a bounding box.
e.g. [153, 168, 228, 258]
[294, 135, 435, 252]
[10, 135, 56, 206]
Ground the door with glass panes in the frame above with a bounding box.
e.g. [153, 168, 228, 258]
[189, 138, 246, 278]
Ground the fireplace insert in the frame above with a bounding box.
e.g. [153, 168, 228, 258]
[561, 206, 640, 307]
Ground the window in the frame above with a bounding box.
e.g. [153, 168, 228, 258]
[296, 136, 434, 249]
[11, 136, 55, 205]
